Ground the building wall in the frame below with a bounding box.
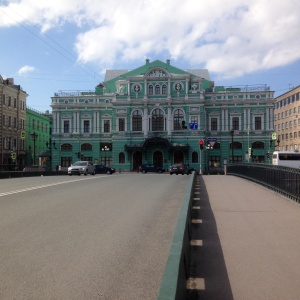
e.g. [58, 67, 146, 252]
[51, 60, 275, 172]
[274, 86, 300, 151]
[0, 76, 27, 169]
[26, 108, 51, 167]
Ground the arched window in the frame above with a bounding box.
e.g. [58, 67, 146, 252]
[192, 151, 198, 163]
[119, 152, 125, 164]
[81, 143, 92, 151]
[155, 85, 160, 94]
[132, 110, 142, 131]
[162, 84, 167, 94]
[148, 85, 153, 95]
[61, 143, 72, 151]
[230, 141, 242, 149]
[152, 109, 164, 131]
[173, 109, 184, 130]
[252, 141, 264, 149]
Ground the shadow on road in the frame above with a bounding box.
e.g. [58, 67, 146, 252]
[187, 175, 234, 300]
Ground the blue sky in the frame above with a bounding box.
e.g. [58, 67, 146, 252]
[1, 0, 300, 112]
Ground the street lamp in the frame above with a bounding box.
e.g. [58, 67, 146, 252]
[230, 129, 234, 163]
[30, 132, 38, 165]
[101, 145, 110, 165]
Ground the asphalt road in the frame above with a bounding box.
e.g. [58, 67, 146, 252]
[0, 173, 190, 300]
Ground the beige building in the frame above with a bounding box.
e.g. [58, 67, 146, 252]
[0, 76, 27, 169]
[274, 85, 300, 151]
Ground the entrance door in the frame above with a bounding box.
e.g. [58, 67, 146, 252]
[173, 151, 184, 164]
[133, 151, 142, 171]
[153, 151, 163, 166]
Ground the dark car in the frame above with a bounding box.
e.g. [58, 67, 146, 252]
[169, 163, 190, 175]
[94, 164, 115, 175]
[139, 164, 165, 174]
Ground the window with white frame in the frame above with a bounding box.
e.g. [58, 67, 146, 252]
[63, 120, 70, 133]
[83, 120, 90, 133]
[254, 116, 262, 130]
[103, 120, 110, 133]
[173, 109, 184, 130]
[231, 116, 240, 130]
[132, 110, 142, 131]
[190, 116, 199, 128]
[210, 117, 218, 131]
[118, 118, 125, 131]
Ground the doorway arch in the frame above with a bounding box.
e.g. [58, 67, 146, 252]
[153, 151, 163, 167]
[173, 151, 184, 164]
[133, 151, 142, 171]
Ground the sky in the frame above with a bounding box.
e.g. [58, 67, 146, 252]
[0, 0, 300, 112]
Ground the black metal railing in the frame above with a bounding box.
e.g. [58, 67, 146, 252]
[227, 164, 300, 203]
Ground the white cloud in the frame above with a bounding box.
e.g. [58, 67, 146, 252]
[18, 65, 36, 75]
[1, 0, 300, 79]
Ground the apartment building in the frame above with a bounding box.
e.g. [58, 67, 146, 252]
[0, 76, 27, 169]
[274, 86, 300, 151]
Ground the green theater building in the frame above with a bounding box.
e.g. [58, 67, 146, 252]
[51, 59, 275, 172]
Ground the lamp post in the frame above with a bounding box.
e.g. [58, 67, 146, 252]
[230, 129, 234, 163]
[30, 132, 38, 165]
[101, 145, 109, 165]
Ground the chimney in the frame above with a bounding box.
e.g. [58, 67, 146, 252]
[166, 59, 170, 65]
[146, 59, 150, 65]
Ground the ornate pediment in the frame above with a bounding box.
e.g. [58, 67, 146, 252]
[146, 68, 170, 79]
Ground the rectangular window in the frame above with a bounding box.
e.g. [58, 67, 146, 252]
[14, 98, 17, 108]
[118, 118, 125, 131]
[8, 96, 11, 107]
[2, 94, 5, 105]
[64, 120, 70, 133]
[232, 117, 239, 130]
[8, 116, 11, 127]
[14, 118, 17, 128]
[211, 118, 218, 131]
[84, 120, 90, 133]
[104, 120, 110, 133]
[255, 117, 262, 130]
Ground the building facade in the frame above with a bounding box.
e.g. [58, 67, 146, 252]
[274, 85, 300, 151]
[25, 108, 52, 168]
[51, 59, 275, 172]
[0, 76, 27, 170]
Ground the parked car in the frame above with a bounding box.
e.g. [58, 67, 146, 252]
[94, 164, 115, 175]
[169, 163, 190, 175]
[68, 161, 95, 176]
[139, 164, 165, 173]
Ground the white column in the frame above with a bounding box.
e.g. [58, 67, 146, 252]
[167, 106, 172, 135]
[93, 111, 97, 133]
[56, 112, 60, 133]
[266, 108, 270, 130]
[143, 106, 148, 136]
[222, 109, 225, 132]
[248, 109, 251, 130]
[77, 112, 80, 133]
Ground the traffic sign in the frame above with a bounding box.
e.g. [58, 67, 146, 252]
[207, 137, 217, 147]
[20, 130, 26, 139]
[189, 122, 198, 130]
[271, 132, 277, 140]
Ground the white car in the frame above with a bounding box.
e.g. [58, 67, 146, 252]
[68, 161, 95, 176]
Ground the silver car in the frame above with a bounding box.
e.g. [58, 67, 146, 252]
[68, 161, 95, 176]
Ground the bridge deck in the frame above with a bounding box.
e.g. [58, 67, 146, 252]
[188, 175, 300, 300]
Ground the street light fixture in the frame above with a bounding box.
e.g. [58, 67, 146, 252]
[30, 132, 38, 165]
[101, 145, 110, 165]
[230, 129, 234, 163]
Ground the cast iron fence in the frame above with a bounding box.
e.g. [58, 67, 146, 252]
[227, 164, 300, 203]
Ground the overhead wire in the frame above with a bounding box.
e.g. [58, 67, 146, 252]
[0, 0, 102, 83]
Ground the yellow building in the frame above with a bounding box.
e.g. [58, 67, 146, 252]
[274, 86, 300, 151]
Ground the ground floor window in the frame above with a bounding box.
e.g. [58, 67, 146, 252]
[61, 157, 72, 167]
[192, 151, 198, 163]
